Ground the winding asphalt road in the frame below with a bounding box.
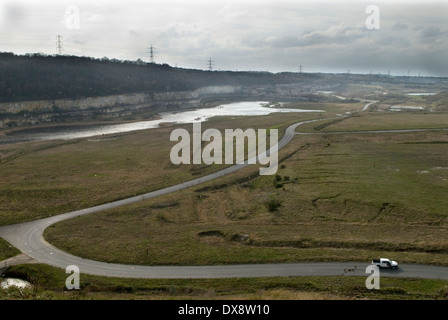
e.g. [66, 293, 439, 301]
[1, 115, 448, 280]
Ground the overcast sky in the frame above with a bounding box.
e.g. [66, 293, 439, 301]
[0, 0, 447, 76]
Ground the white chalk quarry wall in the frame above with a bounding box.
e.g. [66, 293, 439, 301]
[0, 86, 239, 114]
[0, 86, 242, 128]
[0, 93, 147, 114]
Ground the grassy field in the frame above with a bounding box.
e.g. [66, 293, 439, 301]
[1, 264, 448, 300]
[2, 100, 448, 299]
[296, 112, 448, 133]
[330, 84, 448, 112]
[43, 114, 448, 266]
[0, 237, 20, 261]
[0, 111, 322, 225]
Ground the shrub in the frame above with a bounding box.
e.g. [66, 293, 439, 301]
[265, 199, 281, 212]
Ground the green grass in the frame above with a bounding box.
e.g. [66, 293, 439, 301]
[0, 112, 314, 225]
[0, 238, 20, 261]
[44, 128, 448, 266]
[296, 112, 448, 133]
[1, 264, 447, 300]
[285, 101, 365, 114]
[3, 100, 448, 299]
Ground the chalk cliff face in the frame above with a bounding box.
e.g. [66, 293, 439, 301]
[0, 93, 146, 114]
[0, 86, 241, 128]
[0, 84, 318, 128]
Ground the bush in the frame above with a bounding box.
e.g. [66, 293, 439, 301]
[273, 175, 283, 188]
[274, 182, 283, 188]
[265, 199, 281, 212]
[438, 286, 448, 299]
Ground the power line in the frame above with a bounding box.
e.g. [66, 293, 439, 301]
[207, 57, 214, 71]
[299, 65, 303, 73]
[148, 44, 156, 63]
[56, 35, 63, 55]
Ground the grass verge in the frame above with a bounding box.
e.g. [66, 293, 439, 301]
[0, 238, 20, 261]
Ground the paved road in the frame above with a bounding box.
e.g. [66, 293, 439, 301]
[1, 214, 448, 279]
[361, 100, 378, 111]
[0, 118, 322, 278]
[321, 92, 378, 112]
[1, 117, 448, 280]
[296, 127, 448, 136]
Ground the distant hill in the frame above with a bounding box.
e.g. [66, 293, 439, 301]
[0, 53, 293, 103]
[1, 52, 447, 103]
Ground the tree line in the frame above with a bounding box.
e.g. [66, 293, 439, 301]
[0, 52, 297, 103]
[2, 52, 437, 104]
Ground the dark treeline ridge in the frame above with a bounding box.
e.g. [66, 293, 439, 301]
[1, 52, 446, 104]
[0, 52, 310, 103]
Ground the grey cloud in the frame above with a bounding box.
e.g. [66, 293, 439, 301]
[250, 25, 366, 49]
[391, 22, 408, 30]
[1, 0, 447, 76]
[70, 35, 86, 45]
[421, 26, 444, 38]
[81, 12, 107, 23]
[375, 36, 412, 48]
[157, 23, 203, 39]
[4, 3, 26, 20]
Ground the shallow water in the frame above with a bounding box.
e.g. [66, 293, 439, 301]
[0, 101, 323, 144]
[390, 106, 425, 111]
